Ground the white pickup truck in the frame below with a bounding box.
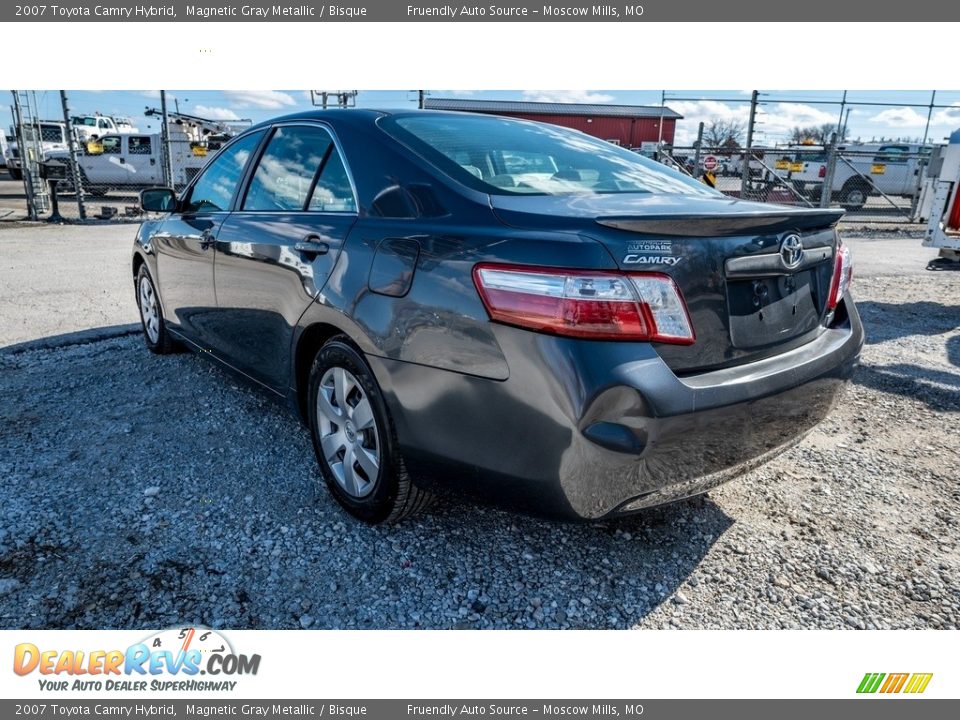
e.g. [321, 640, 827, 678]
[46, 132, 212, 194]
[71, 115, 139, 142]
[773, 142, 932, 209]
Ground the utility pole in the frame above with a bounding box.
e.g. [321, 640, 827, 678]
[656, 90, 665, 154]
[820, 132, 839, 209]
[921, 90, 936, 146]
[418, 90, 426, 109]
[741, 90, 759, 198]
[159, 90, 174, 188]
[692, 121, 704, 179]
[59, 91, 86, 220]
[835, 90, 847, 142]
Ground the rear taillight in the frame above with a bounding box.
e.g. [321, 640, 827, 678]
[827, 243, 853, 311]
[472, 264, 695, 344]
[818, 165, 827, 178]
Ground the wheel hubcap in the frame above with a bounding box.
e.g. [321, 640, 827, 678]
[138, 276, 160, 343]
[316, 366, 380, 499]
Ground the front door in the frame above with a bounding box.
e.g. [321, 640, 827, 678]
[211, 124, 358, 391]
[152, 130, 266, 344]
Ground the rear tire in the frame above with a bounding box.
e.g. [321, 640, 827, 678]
[136, 265, 177, 354]
[307, 337, 433, 524]
[839, 180, 869, 210]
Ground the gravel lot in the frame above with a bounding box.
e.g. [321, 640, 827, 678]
[0, 227, 957, 630]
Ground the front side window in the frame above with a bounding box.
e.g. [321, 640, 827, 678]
[101, 136, 121, 154]
[381, 113, 718, 197]
[243, 126, 332, 211]
[184, 130, 265, 213]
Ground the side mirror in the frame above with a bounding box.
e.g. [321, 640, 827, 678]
[140, 187, 178, 212]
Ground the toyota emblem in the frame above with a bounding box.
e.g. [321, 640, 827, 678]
[780, 234, 804, 270]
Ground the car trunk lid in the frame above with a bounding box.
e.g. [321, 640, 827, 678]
[491, 193, 843, 373]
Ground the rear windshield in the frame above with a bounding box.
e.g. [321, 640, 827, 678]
[380, 113, 719, 198]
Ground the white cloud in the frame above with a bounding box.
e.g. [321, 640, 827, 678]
[869, 107, 928, 128]
[667, 100, 838, 145]
[932, 103, 960, 125]
[758, 103, 838, 135]
[521, 90, 615, 104]
[222, 90, 297, 109]
[193, 105, 241, 121]
[141, 90, 162, 99]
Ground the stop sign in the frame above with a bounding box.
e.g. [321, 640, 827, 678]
[703, 155, 719, 172]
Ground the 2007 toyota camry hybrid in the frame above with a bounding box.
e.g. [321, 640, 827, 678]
[134, 109, 862, 523]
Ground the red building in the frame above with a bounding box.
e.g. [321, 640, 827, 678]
[423, 98, 682, 147]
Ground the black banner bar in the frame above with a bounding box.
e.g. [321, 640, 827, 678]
[2, 1, 958, 22]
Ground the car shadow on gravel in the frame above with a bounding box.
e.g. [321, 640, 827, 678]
[0, 335, 735, 631]
[376, 493, 736, 630]
[852, 363, 960, 412]
[856, 300, 959, 345]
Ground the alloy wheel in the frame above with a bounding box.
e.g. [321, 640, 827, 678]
[316, 366, 381, 498]
[138, 275, 160, 343]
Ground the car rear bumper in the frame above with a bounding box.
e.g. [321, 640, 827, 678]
[368, 296, 864, 520]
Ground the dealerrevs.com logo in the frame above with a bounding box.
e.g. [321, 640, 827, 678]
[857, 672, 933, 695]
[13, 628, 261, 692]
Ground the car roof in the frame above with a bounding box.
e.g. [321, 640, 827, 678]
[244, 107, 545, 133]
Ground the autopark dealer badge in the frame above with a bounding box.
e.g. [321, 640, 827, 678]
[623, 240, 683, 266]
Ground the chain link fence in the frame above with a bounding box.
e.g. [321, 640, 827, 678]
[653, 90, 956, 223]
[2, 89, 955, 224]
[660, 142, 931, 222]
[2, 91, 238, 222]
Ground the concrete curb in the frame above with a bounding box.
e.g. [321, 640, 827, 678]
[0, 324, 141, 355]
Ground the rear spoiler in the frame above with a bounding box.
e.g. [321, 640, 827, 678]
[596, 209, 844, 237]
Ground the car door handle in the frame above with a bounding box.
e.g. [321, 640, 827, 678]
[200, 229, 216, 250]
[294, 237, 330, 256]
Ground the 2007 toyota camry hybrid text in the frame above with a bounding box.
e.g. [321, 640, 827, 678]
[134, 109, 862, 523]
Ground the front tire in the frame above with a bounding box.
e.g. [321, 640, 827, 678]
[307, 337, 432, 523]
[136, 265, 177, 354]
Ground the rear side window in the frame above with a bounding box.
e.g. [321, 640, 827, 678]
[243, 126, 333, 211]
[185, 130, 265, 213]
[128, 136, 152, 155]
[308, 148, 356, 212]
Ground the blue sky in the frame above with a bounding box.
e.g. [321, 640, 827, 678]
[6, 89, 960, 146]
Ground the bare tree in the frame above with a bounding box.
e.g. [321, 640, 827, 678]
[703, 119, 745, 149]
[789, 123, 845, 145]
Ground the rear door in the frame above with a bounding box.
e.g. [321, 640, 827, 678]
[210, 122, 358, 391]
[152, 130, 266, 343]
[871, 144, 911, 194]
[125, 135, 161, 185]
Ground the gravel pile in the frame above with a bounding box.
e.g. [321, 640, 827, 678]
[1, 272, 957, 630]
